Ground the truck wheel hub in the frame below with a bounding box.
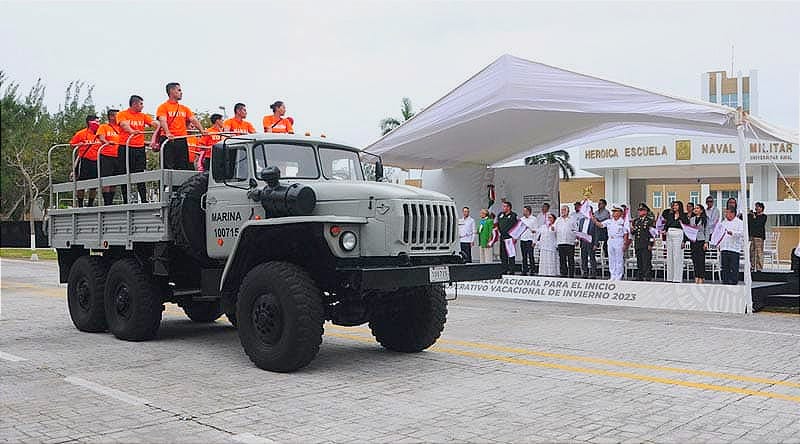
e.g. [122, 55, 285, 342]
[114, 285, 131, 318]
[253, 294, 283, 344]
[76, 279, 91, 311]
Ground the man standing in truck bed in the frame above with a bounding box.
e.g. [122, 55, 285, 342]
[223, 103, 256, 135]
[96, 109, 123, 205]
[156, 82, 205, 170]
[69, 115, 101, 207]
[117, 95, 159, 203]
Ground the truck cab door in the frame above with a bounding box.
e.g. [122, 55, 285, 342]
[205, 145, 260, 259]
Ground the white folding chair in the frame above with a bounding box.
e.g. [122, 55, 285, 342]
[651, 246, 667, 280]
[595, 241, 607, 278]
[683, 245, 694, 281]
[763, 231, 780, 267]
[705, 248, 721, 282]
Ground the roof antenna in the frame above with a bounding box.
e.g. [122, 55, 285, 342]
[730, 44, 734, 77]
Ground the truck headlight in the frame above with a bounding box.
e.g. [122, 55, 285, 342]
[340, 231, 357, 251]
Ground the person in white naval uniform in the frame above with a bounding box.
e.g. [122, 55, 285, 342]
[592, 204, 630, 280]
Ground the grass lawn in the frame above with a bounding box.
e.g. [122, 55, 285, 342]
[0, 248, 58, 260]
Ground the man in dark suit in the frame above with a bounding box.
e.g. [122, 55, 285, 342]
[497, 200, 518, 275]
[576, 210, 597, 279]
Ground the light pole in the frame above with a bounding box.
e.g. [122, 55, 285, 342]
[218, 106, 227, 118]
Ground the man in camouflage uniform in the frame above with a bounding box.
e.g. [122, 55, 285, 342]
[631, 203, 656, 281]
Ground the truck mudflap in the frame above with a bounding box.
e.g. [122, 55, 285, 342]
[339, 263, 504, 290]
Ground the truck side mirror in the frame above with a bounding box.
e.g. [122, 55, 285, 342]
[258, 166, 281, 188]
[211, 144, 226, 179]
[375, 160, 384, 182]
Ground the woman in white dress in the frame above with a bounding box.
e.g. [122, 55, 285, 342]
[536, 213, 559, 276]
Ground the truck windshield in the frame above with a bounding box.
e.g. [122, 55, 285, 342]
[253, 143, 319, 179]
[319, 146, 365, 181]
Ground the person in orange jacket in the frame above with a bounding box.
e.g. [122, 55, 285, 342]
[196, 114, 225, 172]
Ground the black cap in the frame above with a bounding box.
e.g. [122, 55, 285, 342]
[638, 202, 650, 211]
[85, 114, 99, 123]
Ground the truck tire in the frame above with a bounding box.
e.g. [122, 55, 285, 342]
[67, 255, 108, 332]
[181, 301, 223, 322]
[369, 285, 447, 353]
[236, 262, 324, 372]
[104, 258, 163, 341]
[170, 172, 209, 263]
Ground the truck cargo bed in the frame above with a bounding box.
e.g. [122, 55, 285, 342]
[48, 170, 198, 250]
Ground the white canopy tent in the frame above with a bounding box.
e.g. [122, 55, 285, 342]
[366, 54, 799, 312]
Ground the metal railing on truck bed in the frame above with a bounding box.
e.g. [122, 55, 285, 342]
[47, 133, 208, 250]
[48, 170, 198, 250]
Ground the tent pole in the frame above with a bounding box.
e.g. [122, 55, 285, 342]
[735, 112, 753, 313]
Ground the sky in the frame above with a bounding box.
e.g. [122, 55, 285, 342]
[2, 1, 798, 151]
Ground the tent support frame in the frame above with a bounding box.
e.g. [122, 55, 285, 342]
[735, 112, 753, 313]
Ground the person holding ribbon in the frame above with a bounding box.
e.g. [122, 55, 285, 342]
[555, 205, 577, 278]
[716, 206, 745, 285]
[662, 201, 689, 282]
[592, 204, 629, 281]
[631, 203, 655, 281]
[477, 209, 494, 264]
[688, 203, 710, 283]
[497, 201, 518, 274]
[536, 213, 559, 276]
[575, 204, 597, 279]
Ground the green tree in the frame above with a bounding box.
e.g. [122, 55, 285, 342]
[524, 150, 576, 181]
[0, 72, 94, 229]
[379, 97, 415, 135]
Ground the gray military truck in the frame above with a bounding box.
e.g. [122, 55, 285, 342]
[48, 134, 502, 372]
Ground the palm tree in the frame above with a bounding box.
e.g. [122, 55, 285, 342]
[379, 97, 415, 135]
[524, 150, 576, 181]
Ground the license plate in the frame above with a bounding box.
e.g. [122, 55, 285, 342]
[429, 266, 450, 283]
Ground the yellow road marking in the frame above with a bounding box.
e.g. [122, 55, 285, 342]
[760, 311, 800, 318]
[327, 325, 800, 389]
[326, 331, 800, 404]
[6, 280, 799, 396]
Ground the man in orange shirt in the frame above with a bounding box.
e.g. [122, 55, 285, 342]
[196, 113, 225, 171]
[262, 100, 294, 134]
[223, 103, 256, 135]
[155, 82, 205, 170]
[69, 115, 101, 207]
[96, 109, 124, 205]
[117, 95, 159, 203]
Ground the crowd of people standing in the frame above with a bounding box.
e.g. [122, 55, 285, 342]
[458, 195, 768, 286]
[67, 82, 295, 206]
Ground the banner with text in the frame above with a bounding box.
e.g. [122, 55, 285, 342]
[448, 276, 750, 314]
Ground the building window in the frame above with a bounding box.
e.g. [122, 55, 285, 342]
[652, 191, 662, 209]
[721, 93, 739, 108]
[720, 190, 738, 202]
[689, 191, 700, 204]
[667, 191, 677, 204]
[778, 214, 800, 227]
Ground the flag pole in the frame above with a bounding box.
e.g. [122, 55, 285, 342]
[735, 108, 753, 313]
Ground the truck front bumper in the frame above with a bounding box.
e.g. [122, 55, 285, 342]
[338, 263, 504, 291]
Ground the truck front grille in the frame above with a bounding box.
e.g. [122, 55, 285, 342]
[402, 202, 456, 251]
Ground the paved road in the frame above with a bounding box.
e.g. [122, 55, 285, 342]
[2, 258, 799, 443]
